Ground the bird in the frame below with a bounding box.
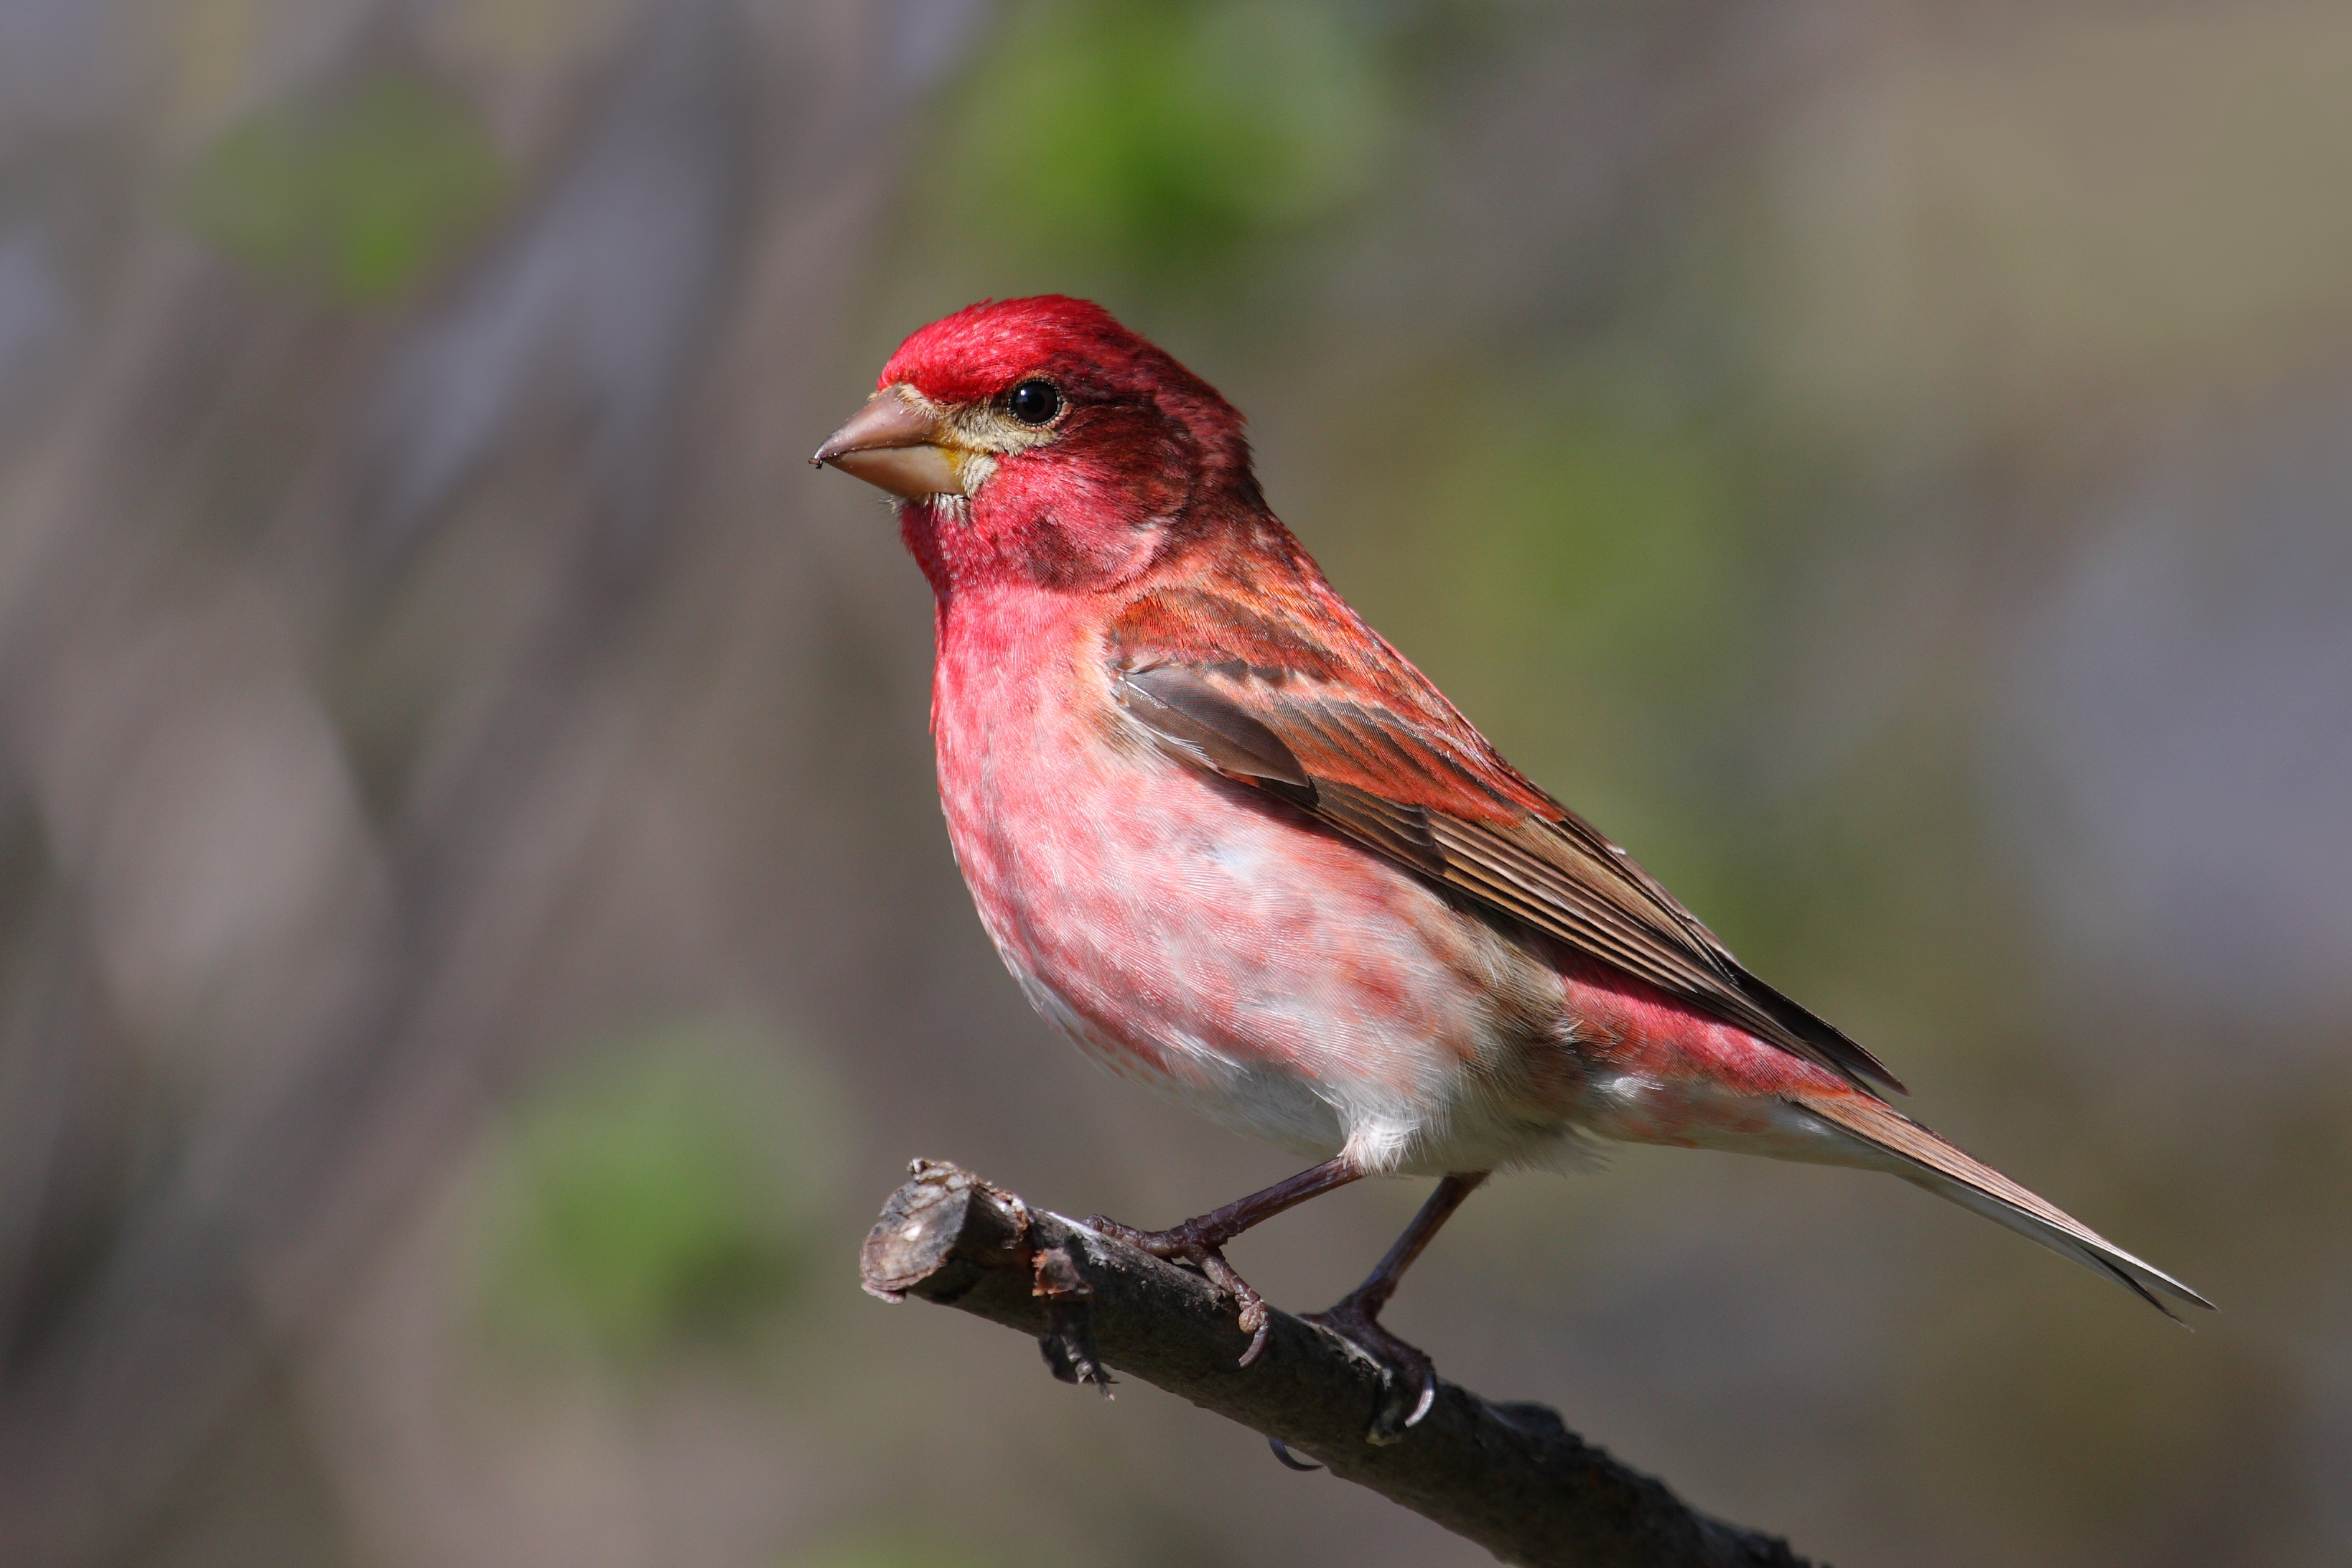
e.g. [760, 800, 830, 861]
[812, 295, 2210, 1435]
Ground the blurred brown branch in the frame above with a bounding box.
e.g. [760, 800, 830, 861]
[860, 1161, 1810, 1568]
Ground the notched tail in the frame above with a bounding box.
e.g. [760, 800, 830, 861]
[1790, 1091, 2214, 1319]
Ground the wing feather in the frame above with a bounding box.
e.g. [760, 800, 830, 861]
[1109, 582, 1903, 1094]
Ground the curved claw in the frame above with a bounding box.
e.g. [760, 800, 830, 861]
[1269, 1436, 1323, 1472]
[1378, 1365, 1436, 1439]
[1199, 1251, 1271, 1366]
[1406, 1371, 1437, 1429]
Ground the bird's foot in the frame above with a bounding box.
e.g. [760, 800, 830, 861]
[1085, 1212, 1271, 1366]
[1306, 1290, 1438, 1443]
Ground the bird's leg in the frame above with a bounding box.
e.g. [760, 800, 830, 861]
[1307, 1171, 1489, 1441]
[1087, 1156, 1363, 1366]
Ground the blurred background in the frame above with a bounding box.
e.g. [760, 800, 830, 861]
[0, 1, 2346, 1564]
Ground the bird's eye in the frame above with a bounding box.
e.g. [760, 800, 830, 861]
[1007, 379, 1061, 426]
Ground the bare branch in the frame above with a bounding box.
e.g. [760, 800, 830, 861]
[861, 1161, 1811, 1568]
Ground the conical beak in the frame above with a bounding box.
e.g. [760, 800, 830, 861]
[810, 386, 966, 498]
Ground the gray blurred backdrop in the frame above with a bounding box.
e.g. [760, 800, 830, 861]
[0, 3, 2346, 1565]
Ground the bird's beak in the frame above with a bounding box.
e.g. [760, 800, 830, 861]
[810, 386, 967, 498]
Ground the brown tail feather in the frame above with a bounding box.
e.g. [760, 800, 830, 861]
[1791, 1092, 2213, 1317]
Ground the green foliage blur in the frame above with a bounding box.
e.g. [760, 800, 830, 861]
[182, 74, 505, 303]
[473, 1022, 838, 1363]
[930, 0, 1389, 279]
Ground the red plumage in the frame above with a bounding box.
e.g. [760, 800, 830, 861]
[816, 296, 2208, 1409]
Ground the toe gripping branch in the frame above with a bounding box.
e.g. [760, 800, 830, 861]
[1080, 1210, 1272, 1365]
[861, 1159, 1816, 1568]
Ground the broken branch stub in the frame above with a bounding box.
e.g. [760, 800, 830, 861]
[859, 1159, 1811, 1568]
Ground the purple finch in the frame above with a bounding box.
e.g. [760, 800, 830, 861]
[816, 297, 2208, 1431]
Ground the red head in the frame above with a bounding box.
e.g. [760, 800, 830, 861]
[813, 297, 1264, 596]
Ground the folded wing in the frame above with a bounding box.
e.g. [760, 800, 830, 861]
[1106, 577, 1904, 1096]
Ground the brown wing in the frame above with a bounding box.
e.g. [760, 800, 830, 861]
[1108, 572, 1904, 1096]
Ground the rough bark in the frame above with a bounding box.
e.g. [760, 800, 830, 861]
[861, 1160, 1811, 1568]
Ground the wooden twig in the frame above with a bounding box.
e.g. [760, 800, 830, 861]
[861, 1160, 1811, 1568]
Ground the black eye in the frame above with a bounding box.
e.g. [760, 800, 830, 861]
[1007, 379, 1061, 426]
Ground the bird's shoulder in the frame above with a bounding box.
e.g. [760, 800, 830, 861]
[1102, 540, 1554, 828]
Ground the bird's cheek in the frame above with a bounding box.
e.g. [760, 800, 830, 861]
[1124, 460, 1190, 525]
